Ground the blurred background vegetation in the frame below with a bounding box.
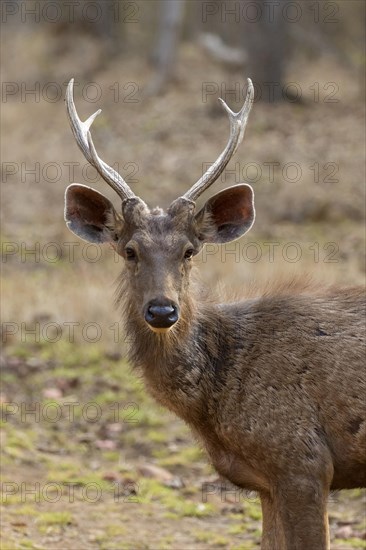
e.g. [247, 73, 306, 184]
[1, 1, 365, 549]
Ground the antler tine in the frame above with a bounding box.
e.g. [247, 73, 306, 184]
[183, 78, 254, 202]
[65, 78, 135, 201]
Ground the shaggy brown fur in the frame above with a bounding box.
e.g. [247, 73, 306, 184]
[65, 185, 366, 550]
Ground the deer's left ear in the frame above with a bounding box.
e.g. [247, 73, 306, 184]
[64, 184, 123, 244]
[195, 184, 255, 244]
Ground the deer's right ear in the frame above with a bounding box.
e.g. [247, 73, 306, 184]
[64, 184, 123, 244]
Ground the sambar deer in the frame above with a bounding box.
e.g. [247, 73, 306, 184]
[64, 77, 365, 550]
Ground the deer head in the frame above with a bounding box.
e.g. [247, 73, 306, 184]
[64, 78, 255, 333]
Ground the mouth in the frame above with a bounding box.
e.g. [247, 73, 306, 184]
[147, 325, 174, 334]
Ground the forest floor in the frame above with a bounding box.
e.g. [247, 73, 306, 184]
[1, 342, 365, 550]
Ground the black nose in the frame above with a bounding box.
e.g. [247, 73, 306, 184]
[145, 301, 179, 329]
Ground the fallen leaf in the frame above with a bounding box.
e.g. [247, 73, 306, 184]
[95, 439, 117, 450]
[137, 463, 184, 488]
[42, 388, 62, 399]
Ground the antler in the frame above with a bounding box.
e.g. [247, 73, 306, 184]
[65, 78, 135, 201]
[183, 78, 254, 202]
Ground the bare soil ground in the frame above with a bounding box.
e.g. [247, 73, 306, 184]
[1, 22, 365, 550]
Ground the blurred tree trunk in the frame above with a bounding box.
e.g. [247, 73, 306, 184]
[241, 0, 288, 102]
[54, 0, 124, 56]
[94, 0, 124, 55]
[147, 0, 185, 95]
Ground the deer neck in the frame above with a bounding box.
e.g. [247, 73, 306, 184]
[123, 298, 223, 421]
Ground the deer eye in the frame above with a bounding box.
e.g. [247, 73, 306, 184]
[184, 248, 195, 260]
[125, 247, 137, 261]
